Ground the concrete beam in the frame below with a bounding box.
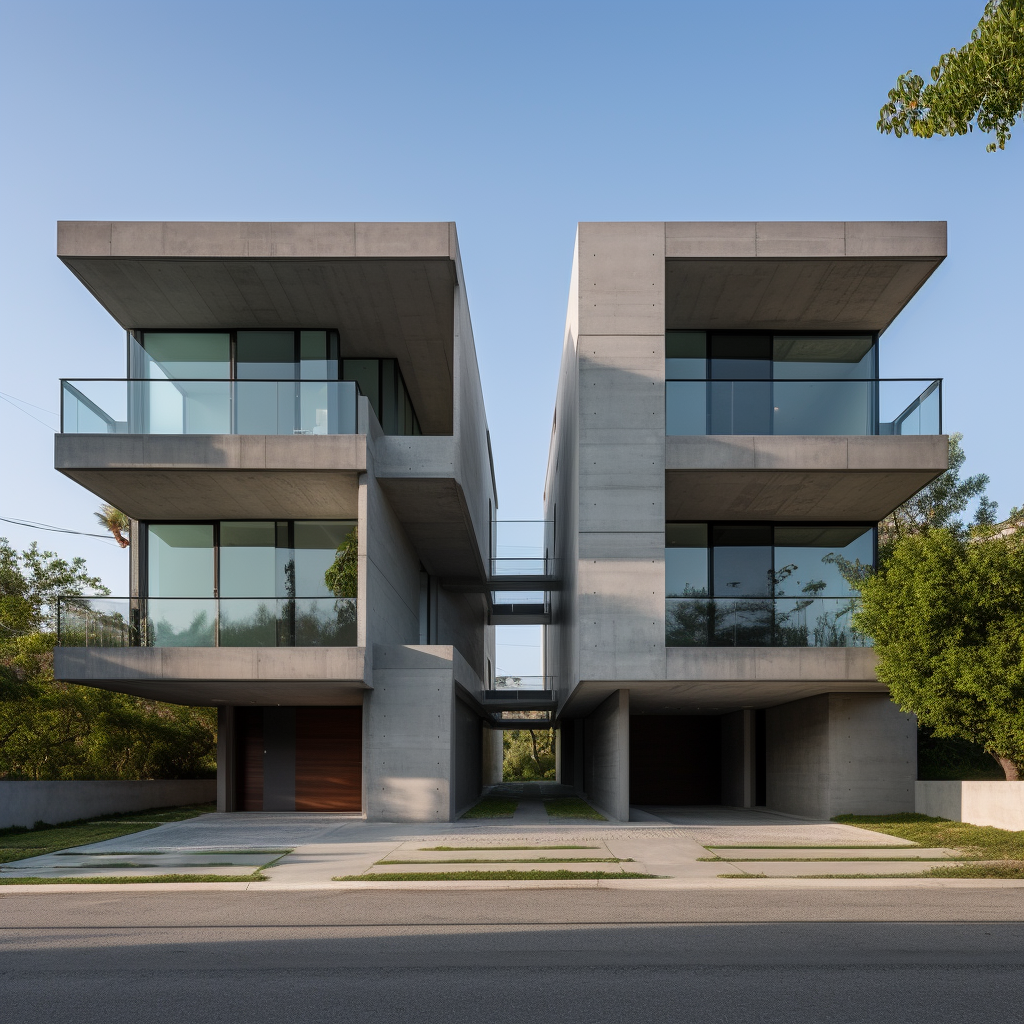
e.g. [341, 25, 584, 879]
[666, 434, 948, 521]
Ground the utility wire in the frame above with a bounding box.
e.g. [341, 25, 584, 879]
[0, 515, 115, 541]
[0, 393, 58, 431]
[0, 390, 58, 416]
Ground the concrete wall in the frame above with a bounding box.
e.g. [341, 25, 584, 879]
[364, 645, 459, 822]
[583, 689, 630, 821]
[0, 780, 216, 830]
[916, 781, 1024, 831]
[720, 710, 755, 808]
[766, 693, 916, 818]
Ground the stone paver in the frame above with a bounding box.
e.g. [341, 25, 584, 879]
[712, 847, 964, 860]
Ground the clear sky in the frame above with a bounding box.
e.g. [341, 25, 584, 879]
[1, 1, 1020, 674]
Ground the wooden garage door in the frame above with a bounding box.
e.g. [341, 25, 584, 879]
[294, 707, 362, 812]
[235, 707, 264, 812]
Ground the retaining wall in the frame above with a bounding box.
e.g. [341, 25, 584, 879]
[916, 781, 1024, 831]
[0, 780, 216, 829]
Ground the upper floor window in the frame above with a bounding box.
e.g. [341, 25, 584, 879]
[666, 521, 874, 647]
[665, 331, 940, 437]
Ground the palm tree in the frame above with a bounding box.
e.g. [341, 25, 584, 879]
[95, 504, 130, 548]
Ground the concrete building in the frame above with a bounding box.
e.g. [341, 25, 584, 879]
[51, 219, 948, 821]
[544, 221, 948, 819]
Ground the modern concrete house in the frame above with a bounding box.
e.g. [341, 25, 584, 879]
[51, 219, 948, 822]
[53, 221, 505, 821]
[544, 221, 948, 819]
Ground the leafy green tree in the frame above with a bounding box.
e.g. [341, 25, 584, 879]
[855, 527, 1024, 780]
[878, 0, 1024, 151]
[0, 538, 216, 780]
[878, 433, 992, 561]
[503, 725, 556, 781]
[324, 526, 358, 599]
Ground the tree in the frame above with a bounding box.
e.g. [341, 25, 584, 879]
[94, 504, 130, 548]
[878, 433, 992, 561]
[503, 724, 556, 781]
[324, 526, 358, 599]
[0, 538, 216, 780]
[855, 527, 1024, 780]
[877, 0, 1024, 151]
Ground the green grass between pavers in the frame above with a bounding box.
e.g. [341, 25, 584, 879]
[334, 870, 656, 881]
[420, 845, 599, 851]
[543, 798, 605, 820]
[833, 813, 1024, 861]
[461, 797, 518, 819]
[706, 844, 924, 850]
[698, 856, 976, 863]
[0, 803, 217, 865]
[720, 864, 1024, 880]
[378, 857, 632, 865]
[0, 872, 266, 885]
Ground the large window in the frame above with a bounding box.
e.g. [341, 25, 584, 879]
[144, 519, 356, 647]
[666, 522, 874, 647]
[124, 330, 421, 436]
[666, 331, 881, 436]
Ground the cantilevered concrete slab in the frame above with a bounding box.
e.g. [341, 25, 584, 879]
[57, 221, 461, 434]
[559, 647, 882, 718]
[54, 433, 364, 520]
[665, 221, 946, 332]
[666, 434, 948, 521]
[54, 646, 368, 706]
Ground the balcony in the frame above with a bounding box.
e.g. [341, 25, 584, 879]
[62, 379, 360, 436]
[57, 596, 357, 648]
[666, 596, 871, 648]
[666, 378, 941, 437]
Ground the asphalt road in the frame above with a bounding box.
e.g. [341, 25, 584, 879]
[3, 889, 1023, 1023]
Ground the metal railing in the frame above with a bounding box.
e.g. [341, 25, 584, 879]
[61, 379, 361, 435]
[665, 378, 942, 436]
[57, 596, 357, 648]
[665, 596, 871, 648]
[491, 675, 552, 691]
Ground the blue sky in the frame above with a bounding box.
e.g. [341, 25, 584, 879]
[1, 1, 1020, 673]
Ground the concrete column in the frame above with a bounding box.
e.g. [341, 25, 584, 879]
[767, 693, 916, 818]
[583, 689, 630, 821]
[482, 725, 503, 786]
[216, 706, 236, 813]
[720, 709, 756, 808]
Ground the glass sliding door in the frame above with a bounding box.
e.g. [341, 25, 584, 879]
[218, 521, 279, 647]
[146, 524, 215, 646]
[709, 335, 771, 434]
[236, 331, 297, 434]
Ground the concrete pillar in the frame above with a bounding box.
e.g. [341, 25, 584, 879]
[216, 706, 236, 813]
[767, 693, 916, 818]
[482, 725, 504, 786]
[720, 709, 756, 808]
[583, 689, 630, 821]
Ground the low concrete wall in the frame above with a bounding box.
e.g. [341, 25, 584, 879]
[0, 780, 216, 830]
[916, 781, 1024, 831]
[583, 689, 630, 822]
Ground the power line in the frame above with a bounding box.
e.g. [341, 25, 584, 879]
[0, 393, 57, 431]
[0, 516, 115, 541]
[0, 390, 58, 416]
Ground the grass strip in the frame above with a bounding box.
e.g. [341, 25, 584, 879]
[833, 813, 1024, 861]
[0, 872, 266, 885]
[420, 845, 598, 851]
[543, 798, 606, 820]
[334, 870, 656, 881]
[0, 803, 216, 865]
[377, 857, 631, 865]
[706, 844, 921, 850]
[719, 864, 1024, 880]
[461, 798, 518, 819]
[698, 856, 975, 863]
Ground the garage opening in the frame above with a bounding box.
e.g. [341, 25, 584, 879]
[629, 715, 721, 805]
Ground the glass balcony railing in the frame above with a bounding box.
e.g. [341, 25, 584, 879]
[56, 596, 357, 648]
[491, 676, 553, 692]
[665, 597, 871, 648]
[665, 378, 941, 436]
[489, 520, 556, 577]
[61, 379, 360, 435]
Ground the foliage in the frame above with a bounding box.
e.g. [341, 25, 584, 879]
[854, 527, 1024, 779]
[878, 434, 991, 562]
[878, 0, 1024, 151]
[94, 504, 130, 548]
[0, 538, 216, 781]
[324, 526, 358, 599]
[503, 727, 556, 781]
[833, 813, 1024, 860]
[918, 727, 1004, 780]
[1, 873, 266, 884]
[461, 796, 517, 819]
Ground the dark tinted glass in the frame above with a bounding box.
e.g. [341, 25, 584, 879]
[709, 381, 771, 434]
[710, 335, 770, 379]
[712, 525, 772, 597]
[666, 331, 707, 380]
[237, 332, 296, 380]
[665, 523, 708, 597]
[773, 525, 873, 597]
[773, 336, 875, 380]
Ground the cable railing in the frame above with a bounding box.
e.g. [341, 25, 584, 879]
[665, 596, 871, 648]
[665, 378, 941, 436]
[56, 596, 357, 648]
[61, 379, 361, 435]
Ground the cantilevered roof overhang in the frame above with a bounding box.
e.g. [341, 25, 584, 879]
[665, 221, 946, 332]
[57, 221, 458, 434]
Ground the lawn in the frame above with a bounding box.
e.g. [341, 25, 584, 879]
[834, 813, 1024, 861]
[334, 869, 655, 881]
[461, 797, 518, 819]
[0, 803, 216, 865]
[0, 872, 265, 884]
[544, 798, 605, 820]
